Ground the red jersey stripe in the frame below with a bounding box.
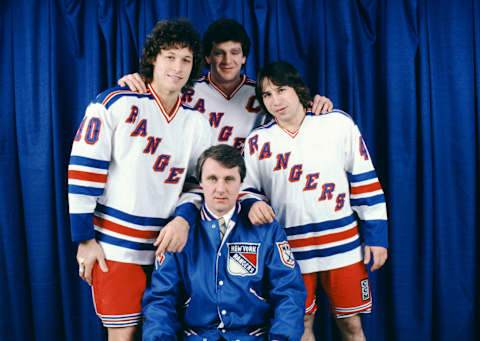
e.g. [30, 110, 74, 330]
[94, 216, 159, 239]
[288, 225, 359, 248]
[68, 170, 107, 183]
[350, 181, 381, 195]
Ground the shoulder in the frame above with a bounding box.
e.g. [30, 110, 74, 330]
[244, 76, 256, 87]
[93, 86, 152, 109]
[307, 109, 356, 128]
[180, 104, 211, 127]
[248, 119, 277, 137]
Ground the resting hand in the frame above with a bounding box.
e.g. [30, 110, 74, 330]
[248, 201, 275, 225]
[117, 73, 147, 93]
[155, 216, 190, 255]
[310, 94, 333, 114]
[363, 245, 388, 271]
[77, 239, 108, 286]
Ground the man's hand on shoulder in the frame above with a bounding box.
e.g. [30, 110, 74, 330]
[248, 201, 275, 225]
[155, 216, 190, 255]
[310, 94, 333, 114]
[118, 72, 147, 93]
[363, 245, 388, 271]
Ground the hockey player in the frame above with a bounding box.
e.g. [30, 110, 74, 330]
[143, 144, 307, 341]
[241, 61, 388, 341]
[68, 19, 211, 341]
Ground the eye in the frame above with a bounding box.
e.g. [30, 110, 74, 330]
[262, 93, 271, 98]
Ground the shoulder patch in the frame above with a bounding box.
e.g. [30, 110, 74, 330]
[227, 242, 260, 276]
[276, 241, 295, 268]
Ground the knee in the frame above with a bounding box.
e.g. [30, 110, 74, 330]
[337, 316, 363, 337]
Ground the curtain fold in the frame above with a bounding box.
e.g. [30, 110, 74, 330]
[1, 1, 478, 340]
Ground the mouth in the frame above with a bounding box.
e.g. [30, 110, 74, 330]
[274, 107, 288, 115]
[167, 74, 183, 81]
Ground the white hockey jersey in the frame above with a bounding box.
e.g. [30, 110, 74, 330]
[241, 110, 388, 274]
[68, 84, 212, 265]
[182, 72, 267, 151]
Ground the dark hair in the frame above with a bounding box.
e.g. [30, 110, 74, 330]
[255, 61, 312, 113]
[139, 18, 203, 91]
[202, 18, 251, 60]
[197, 144, 246, 182]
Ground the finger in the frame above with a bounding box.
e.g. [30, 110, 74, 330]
[259, 204, 275, 223]
[320, 102, 329, 114]
[84, 262, 94, 286]
[363, 247, 371, 265]
[157, 231, 172, 254]
[117, 77, 127, 87]
[311, 100, 319, 115]
[154, 228, 166, 247]
[78, 262, 86, 279]
[133, 74, 147, 92]
[98, 257, 109, 273]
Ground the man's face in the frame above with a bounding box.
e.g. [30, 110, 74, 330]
[205, 41, 246, 87]
[151, 47, 193, 93]
[200, 158, 242, 217]
[261, 78, 304, 126]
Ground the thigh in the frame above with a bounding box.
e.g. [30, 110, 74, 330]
[92, 260, 151, 327]
[319, 261, 372, 318]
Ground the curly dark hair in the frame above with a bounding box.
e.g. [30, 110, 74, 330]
[255, 61, 312, 114]
[202, 18, 251, 62]
[139, 18, 203, 91]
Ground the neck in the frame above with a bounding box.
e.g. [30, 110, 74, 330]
[205, 203, 235, 219]
[277, 108, 306, 132]
[211, 73, 243, 96]
[150, 82, 179, 114]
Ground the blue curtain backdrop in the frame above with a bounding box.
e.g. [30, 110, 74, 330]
[1, 0, 479, 340]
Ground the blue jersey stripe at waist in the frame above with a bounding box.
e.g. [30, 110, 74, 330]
[285, 214, 356, 236]
[95, 203, 172, 226]
[96, 231, 156, 251]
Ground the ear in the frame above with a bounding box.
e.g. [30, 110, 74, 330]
[205, 55, 211, 66]
[241, 55, 246, 65]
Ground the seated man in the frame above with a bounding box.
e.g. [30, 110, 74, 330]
[142, 144, 307, 341]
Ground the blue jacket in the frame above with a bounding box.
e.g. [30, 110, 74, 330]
[142, 202, 306, 341]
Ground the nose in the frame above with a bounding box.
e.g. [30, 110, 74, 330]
[223, 52, 232, 64]
[271, 93, 281, 106]
[215, 180, 226, 193]
[172, 59, 182, 72]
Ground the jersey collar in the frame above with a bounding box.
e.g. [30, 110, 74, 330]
[207, 72, 247, 100]
[147, 83, 182, 123]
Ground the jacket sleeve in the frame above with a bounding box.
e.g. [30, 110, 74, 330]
[142, 253, 184, 341]
[266, 222, 307, 341]
[68, 101, 116, 242]
[344, 121, 388, 247]
[175, 113, 212, 227]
